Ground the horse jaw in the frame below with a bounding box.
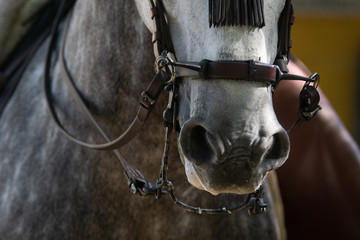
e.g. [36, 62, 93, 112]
[135, 0, 289, 195]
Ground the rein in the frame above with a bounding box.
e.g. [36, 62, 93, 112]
[43, 0, 321, 215]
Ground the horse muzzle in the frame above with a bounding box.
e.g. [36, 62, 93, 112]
[178, 118, 290, 195]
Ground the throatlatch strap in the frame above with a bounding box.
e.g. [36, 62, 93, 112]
[274, 0, 294, 73]
[149, 0, 176, 57]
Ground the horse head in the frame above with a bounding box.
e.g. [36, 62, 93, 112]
[135, 0, 290, 195]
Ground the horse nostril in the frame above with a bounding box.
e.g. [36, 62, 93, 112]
[179, 123, 217, 166]
[264, 130, 290, 165]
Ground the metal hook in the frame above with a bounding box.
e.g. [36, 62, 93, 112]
[309, 72, 320, 88]
[154, 52, 176, 85]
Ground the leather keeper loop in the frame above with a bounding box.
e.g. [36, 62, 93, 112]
[248, 60, 257, 80]
[150, 7, 158, 19]
[274, 58, 289, 73]
[140, 91, 155, 109]
[199, 59, 211, 79]
[152, 31, 162, 43]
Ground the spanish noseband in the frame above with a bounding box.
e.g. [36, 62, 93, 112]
[44, 0, 321, 215]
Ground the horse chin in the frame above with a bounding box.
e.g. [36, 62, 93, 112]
[183, 157, 267, 196]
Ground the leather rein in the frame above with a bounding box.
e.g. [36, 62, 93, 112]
[43, 0, 321, 215]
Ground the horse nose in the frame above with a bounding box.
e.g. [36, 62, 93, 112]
[179, 120, 290, 168]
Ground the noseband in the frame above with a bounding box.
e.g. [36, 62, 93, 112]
[44, 0, 321, 215]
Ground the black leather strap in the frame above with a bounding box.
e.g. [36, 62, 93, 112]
[149, 0, 175, 58]
[274, 0, 294, 73]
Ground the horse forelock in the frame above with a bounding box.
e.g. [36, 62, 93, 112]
[209, 0, 265, 28]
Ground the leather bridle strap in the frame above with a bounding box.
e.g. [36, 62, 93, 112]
[274, 0, 294, 72]
[163, 56, 318, 84]
[44, 7, 168, 151]
[149, 0, 175, 58]
[172, 60, 278, 82]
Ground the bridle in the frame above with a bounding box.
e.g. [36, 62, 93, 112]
[43, 0, 321, 215]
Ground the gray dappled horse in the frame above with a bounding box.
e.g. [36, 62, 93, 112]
[0, 0, 306, 239]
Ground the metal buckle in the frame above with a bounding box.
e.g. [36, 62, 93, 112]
[154, 52, 176, 85]
[309, 72, 320, 88]
[302, 105, 322, 119]
[154, 55, 169, 74]
[140, 91, 156, 109]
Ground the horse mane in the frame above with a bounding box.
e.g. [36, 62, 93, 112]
[209, 0, 265, 28]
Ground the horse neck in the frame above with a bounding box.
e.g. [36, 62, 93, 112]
[57, 0, 156, 133]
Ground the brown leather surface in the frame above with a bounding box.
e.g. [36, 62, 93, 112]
[274, 59, 360, 240]
[205, 61, 277, 82]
